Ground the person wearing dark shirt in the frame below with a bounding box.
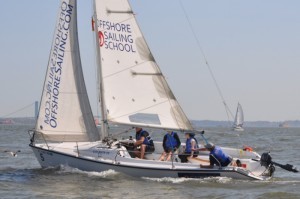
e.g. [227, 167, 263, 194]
[133, 127, 154, 159]
[159, 131, 181, 161]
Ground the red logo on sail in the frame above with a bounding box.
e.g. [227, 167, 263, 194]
[98, 31, 104, 47]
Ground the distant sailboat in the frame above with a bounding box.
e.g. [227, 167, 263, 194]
[28, 0, 281, 180]
[233, 103, 244, 131]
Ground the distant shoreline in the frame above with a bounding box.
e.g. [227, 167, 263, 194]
[1, 117, 299, 128]
[191, 120, 300, 128]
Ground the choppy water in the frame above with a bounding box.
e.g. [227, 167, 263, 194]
[0, 125, 299, 199]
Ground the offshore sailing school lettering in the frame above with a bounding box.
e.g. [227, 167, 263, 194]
[43, 2, 73, 128]
[98, 20, 136, 53]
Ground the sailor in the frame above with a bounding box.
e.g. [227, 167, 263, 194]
[133, 127, 155, 159]
[158, 130, 181, 161]
[200, 142, 232, 168]
[178, 132, 199, 163]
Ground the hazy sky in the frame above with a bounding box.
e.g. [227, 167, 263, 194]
[0, 0, 299, 121]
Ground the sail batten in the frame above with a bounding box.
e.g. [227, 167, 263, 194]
[35, 0, 100, 142]
[95, 0, 193, 131]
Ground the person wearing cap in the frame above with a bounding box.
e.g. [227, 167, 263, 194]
[159, 130, 181, 161]
[133, 127, 155, 159]
[178, 132, 199, 163]
[200, 142, 232, 168]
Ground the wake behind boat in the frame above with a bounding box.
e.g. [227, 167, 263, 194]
[29, 0, 297, 181]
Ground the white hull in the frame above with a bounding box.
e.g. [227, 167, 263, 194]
[30, 141, 270, 180]
[233, 126, 244, 132]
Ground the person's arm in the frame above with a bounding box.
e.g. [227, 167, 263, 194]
[190, 140, 195, 157]
[193, 148, 209, 152]
[134, 136, 145, 146]
[174, 133, 181, 148]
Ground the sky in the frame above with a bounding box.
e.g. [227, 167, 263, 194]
[0, 0, 300, 121]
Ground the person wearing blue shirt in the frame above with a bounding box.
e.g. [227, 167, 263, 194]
[159, 131, 181, 161]
[200, 142, 232, 168]
[133, 127, 154, 159]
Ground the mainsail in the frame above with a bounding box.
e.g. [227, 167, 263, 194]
[94, 0, 193, 131]
[233, 103, 244, 127]
[35, 0, 100, 142]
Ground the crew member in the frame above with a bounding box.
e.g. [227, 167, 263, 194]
[159, 130, 181, 161]
[133, 127, 154, 159]
[200, 142, 232, 168]
[178, 132, 199, 163]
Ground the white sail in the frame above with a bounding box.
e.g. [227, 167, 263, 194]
[35, 0, 100, 142]
[233, 103, 244, 127]
[94, 0, 193, 131]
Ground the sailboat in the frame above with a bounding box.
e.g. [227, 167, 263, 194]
[233, 103, 244, 131]
[29, 0, 277, 180]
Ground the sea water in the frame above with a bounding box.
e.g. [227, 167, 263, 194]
[0, 125, 299, 199]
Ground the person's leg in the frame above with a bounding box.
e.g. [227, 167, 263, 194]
[178, 154, 184, 162]
[166, 152, 172, 161]
[159, 151, 167, 161]
[134, 149, 141, 158]
[140, 144, 146, 159]
[209, 154, 220, 167]
[179, 153, 189, 163]
[222, 158, 232, 167]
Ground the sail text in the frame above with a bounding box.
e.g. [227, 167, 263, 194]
[43, 1, 73, 128]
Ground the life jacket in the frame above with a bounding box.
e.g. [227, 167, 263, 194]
[243, 145, 253, 152]
[165, 132, 178, 149]
[136, 130, 152, 146]
[185, 137, 199, 153]
[210, 146, 230, 164]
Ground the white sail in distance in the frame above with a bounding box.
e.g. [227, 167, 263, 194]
[35, 0, 100, 142]
[94, 0, 193, 131]
[234, 103, 244, 127]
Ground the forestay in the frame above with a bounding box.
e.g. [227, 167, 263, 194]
[94, 0, 193, 131]
[35, 0, 100, 142]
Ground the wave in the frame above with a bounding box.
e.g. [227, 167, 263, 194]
[142, 176, 232, 184]
[56, 165, 119, 178]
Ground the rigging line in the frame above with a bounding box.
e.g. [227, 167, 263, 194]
[1, 102, 35, 118]
[178, 0, 234, 122]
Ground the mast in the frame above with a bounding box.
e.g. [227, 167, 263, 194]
[93, 0, 108, 139]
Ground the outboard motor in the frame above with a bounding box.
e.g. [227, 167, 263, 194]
[260, 152, 272, 168]
[259, 152, 275, 176]
[257, 152, 298, 176]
